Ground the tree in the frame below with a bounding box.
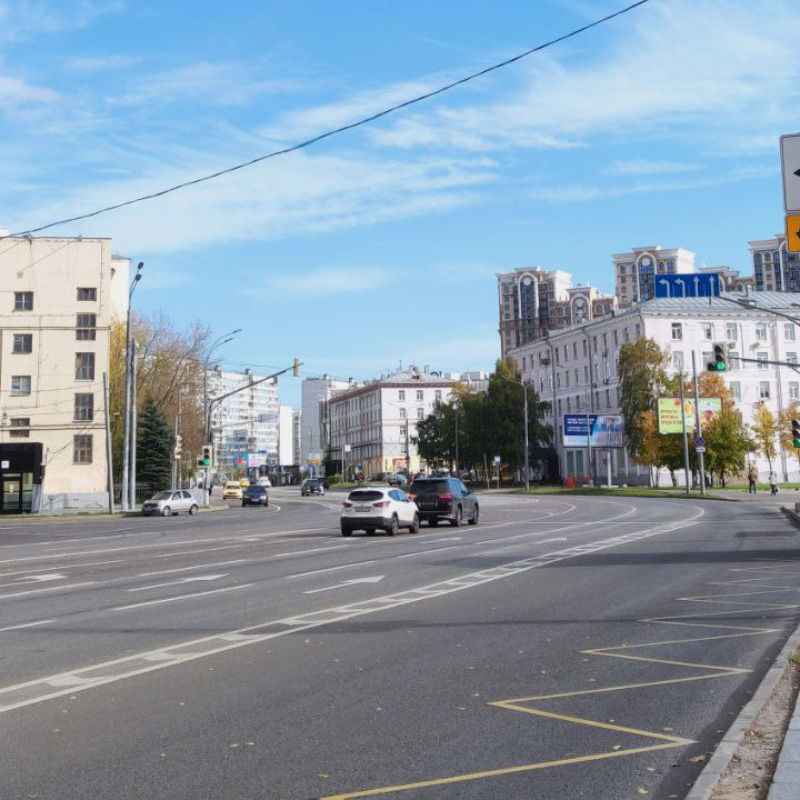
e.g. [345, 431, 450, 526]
[617, 338, 667, 466]
[413, 401, 457, 469]
[750, 404, 779, 472]
[136, 394, 173, 492]
[635, 410, 665, 486]
[778, 402, 800, 474]
[704, 410, 749, 486]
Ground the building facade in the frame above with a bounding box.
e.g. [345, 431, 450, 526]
[292, 410, 301, 467]
[0, 233, 129, 513]
[512, 292, 800, 484]
[207, 369, 279, 473]
[278, 405, 294, 467]
[613, 246, 696, 306]
[328, 368, 457, 478]
[748, 236, 800, 293]
[300, 375, 350, 468]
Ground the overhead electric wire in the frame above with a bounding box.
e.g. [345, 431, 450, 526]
[5, 0, 652, 239]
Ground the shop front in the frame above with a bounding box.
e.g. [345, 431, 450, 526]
[0, 443, 43, 514]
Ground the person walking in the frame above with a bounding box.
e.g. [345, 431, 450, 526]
[768, 470, 779, 496]
[747, 465, 758, 494]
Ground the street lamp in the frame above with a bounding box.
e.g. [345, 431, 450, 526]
[498, 372, 533, 490]
[121, 261, 143, 512]
[203, 328, 243, 441]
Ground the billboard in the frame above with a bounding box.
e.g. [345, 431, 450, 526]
[563, 414, 624, 448]
[657, 398, 721, 434]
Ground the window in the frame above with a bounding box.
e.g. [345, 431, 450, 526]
[399, 426, 407, 438]
[790, 382, 800, 401]
[435, 390, 442, 402]
[11, 376, 31, 396]
[635, 324, 641, 338]
[76, 313, 97, 341]
[584, 365, 589, 382]
[77, 287, 97, 301]
[12, 334, 32, 354]
[573, 342, 578, 359]
[416, 407, 424, 419]
[755, 323, 767, 342]
[671, 323, 683, 340]
[73, 435, 93, 464]
[624, 328, 630, 344]
[729, 350, 740, 370]
[564, 345, 569, 363]
[75, 352, 95, 381]
[759, 381, 771, 400]
[582, 340, 588, 357]
[565, 371, 570, 387]
[672, 351, 684, 371]
[613, 330, 619, 347]
[13, 292, 33, 311]
[9, 418, 30, 438]
[702, 351, 713, 368]
[757, 351, 768, 369]
[725, 323, 737, 341]
[787, 353, 798, 365]
[730, 381, 741, 400]
[398, 390, 405, 401]
[785, 323, 796, 341]
[605, 388, 611, 407]
[702, 323, 713, 340]
[415, 390, 423, 401]
[74, 393, 94, 421]
[566, 397, 571, 413]
[399, 408, 406, 419]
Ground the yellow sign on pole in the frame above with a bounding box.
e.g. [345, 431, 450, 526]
[786, 214, 800, 253]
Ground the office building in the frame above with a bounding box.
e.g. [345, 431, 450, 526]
[300, 375, 350, 468]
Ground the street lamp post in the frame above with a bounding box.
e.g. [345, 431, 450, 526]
[121, 262, 143, 512]
[498, 372, 532, 490]
[203, 329, 242, 442]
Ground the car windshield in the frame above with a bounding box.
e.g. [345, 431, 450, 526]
[152, 491, 172, 501]
[348, 490, 383, 502]
[246, 486, 265, 494]
[410, 480, 449, 495]
[307, 480, 321, 487]
[225, 482, 238, 488]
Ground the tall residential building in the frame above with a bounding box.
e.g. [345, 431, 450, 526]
[328, 367, 457, 478]
[698, 265, 754, 293]
[278, 405, 294, 466]
[748, 235, 800, 292]
[301, 375, 349, 466]
[207, 369, 279, 472]
[613, 246, 696, 306]
[0, 232, 129, 513]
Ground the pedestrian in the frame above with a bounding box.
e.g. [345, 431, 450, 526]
[747, 465, 757, 494]
[768, 470, 779, 496]
[208, 483, 213, 499]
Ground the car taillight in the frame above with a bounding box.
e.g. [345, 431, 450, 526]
[439, 493, 453, 500]
[342, 501, 352, 508]
[408, 493, 417, 501]
[373, 500, 390, 508]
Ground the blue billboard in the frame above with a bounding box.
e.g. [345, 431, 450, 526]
[563, 415, 624, 448]
[654, 273, 721, 299]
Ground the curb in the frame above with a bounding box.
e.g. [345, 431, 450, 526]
[781, 506, 800, 530]
[685, 619, 800, 800]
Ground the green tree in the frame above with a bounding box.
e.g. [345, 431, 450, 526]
[778, 402, 800, 474]
[136, 394, 173, 492]
[617, 338, 667, 466]
[704, 410, 749, 486]
[413, 400, 457, 469]
[750, 403, 779, 472]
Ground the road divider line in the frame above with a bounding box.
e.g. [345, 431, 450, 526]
[113, 584, 253, 611]
[289, 561, 377, 579]
[0, 581, 96, 600]
[0, 620, 54, 632]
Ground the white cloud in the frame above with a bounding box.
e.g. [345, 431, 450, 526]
[0, 74, 59, 117]
[65, 54, 140, 73]
[264, 267, 389, 299]
[604, 159, 702, 176]
[0, 1, 124, 44]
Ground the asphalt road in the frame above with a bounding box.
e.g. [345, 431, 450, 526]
[1, 491, 799, 799]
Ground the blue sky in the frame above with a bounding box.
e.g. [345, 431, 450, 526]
[2, 0, 799, 408]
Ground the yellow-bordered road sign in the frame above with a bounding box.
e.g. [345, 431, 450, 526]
[786, 213, 800, 253]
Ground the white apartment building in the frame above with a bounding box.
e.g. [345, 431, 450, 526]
[207, 369, 279, 472]
[512, 292, 800, 484]
[278, 405, 294, 466]
[613, 246, 696, 306]
[748, 235, 800, 293]
[328, 368, 457, 478]
[300, 374, 350, 466]
[0, 233, 129, 513]
[292, 410, 301, 466]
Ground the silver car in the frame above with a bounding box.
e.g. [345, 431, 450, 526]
[141, 490, 199, 517]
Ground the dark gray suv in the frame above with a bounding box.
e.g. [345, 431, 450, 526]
[408, 477, 478, 527]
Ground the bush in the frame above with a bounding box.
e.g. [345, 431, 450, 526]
[328, 474, 341, 485]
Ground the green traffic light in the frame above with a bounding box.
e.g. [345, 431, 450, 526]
[794, 439, 800, 448]
[716, 362, 725, 371]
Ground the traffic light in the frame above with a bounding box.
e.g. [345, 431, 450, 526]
[201, 445, 213, 467]
[292, 357, 301, 377]
[708, 342, 730, 372]
[792, 419, 800, 448]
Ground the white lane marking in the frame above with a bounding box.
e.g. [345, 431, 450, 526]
[303, 576, 385, 594]
[288, 561, 377, 579]
[274, 544, 352, 559]
[0, 560, 124, 579]
[138, 560, 247, 577]
[0, 619, 54, 632]
[113, 584, 253, 611]
[0, 582, 97, 600]
[396, 546, 460, 559]
[541, 537, 568, 543]
[0, 505, 705, 714]
[127, 573, 229, 592]
[0, 573, 68, 589]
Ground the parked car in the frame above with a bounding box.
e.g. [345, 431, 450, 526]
[407, 477, 478, 527]
[388, 472, 408, 486]
[340, 487, 420, 536]
[256, 477, 272, 488]
[371, 472, 390, 483]
[142, 490, 199, 517]
[223, 481, 243, 500]
[301, 478, 325, 496]
[242, 484, 269, 507]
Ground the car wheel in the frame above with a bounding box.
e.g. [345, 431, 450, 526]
[242, 501, 247, 507]
[161, 506, 171, 517]
[410, 514, 420, 534]
[387, 515, 399, 536]
[468, 504, 479, 525]
[340, 526, 352, 537]
[189, 504, 198, 515]
[450, 506, 462, 527]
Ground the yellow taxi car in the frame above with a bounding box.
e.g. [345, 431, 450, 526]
[239, 478, 250, 488]
[223, 481, 243, 500]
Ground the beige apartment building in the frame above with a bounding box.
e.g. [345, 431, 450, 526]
[0, 232, 129, 513]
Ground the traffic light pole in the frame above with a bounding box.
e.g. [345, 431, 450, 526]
[691, 351, 706, 495]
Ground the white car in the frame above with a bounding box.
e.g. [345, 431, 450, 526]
[256, 477, 272, 488]
[141, 490, 199, 517]
[340, 486, 420, 536]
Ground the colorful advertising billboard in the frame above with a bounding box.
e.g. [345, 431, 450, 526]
[563, 414, 624, 448]
[657, 398, 721, 434]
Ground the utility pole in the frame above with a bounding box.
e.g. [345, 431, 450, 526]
[454, 411, 459, 476]
[103, 372, 114, 514]
[171, 414, 179, 489]
[691, 351, 706, 495]
[523, 383, 530, 490]
[121, 339, 131, 511]
[129, 341, 138, 509]
[679, 372, 691, 496]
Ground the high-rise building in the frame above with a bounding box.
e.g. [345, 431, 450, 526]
[748, 235, 800, 292]
[613, 246, 696, 306]
[0, 231, 129, 513]
[278, 405, 294, 467]
[301, 375, 350, 467]
[292, 410, 301, 467]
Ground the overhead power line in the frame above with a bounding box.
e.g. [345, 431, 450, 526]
[6, 0, 652, 239]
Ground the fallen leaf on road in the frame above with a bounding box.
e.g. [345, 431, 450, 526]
[638, 788, 648, 795]
[690, 755, 707, 763]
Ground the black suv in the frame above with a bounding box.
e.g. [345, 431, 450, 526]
[242, 485, 269, 507]
[408, 477, 478, 527]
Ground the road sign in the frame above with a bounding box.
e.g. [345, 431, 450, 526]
[493, 455, 501, 465]
[780, 133, 800, 213]
[344, 444, 351, 453]
[696, 446, 706, 454]
[654, 273, 720, 299]
[786, 213, 800, 254]
[695, 436, 705, 448]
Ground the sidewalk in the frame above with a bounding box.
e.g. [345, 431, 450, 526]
[770, 698, 800, 799]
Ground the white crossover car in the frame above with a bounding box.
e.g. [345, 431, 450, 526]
[340, 487, 420, 536]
